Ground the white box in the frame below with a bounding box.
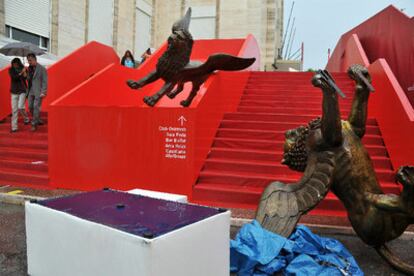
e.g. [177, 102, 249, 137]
[127, 188, 188, 203]
[26, 190, 230, 276]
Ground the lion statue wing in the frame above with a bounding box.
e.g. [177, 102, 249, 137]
[255, 151, 336, 237]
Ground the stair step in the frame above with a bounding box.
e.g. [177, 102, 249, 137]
[204, 158, 302, 176]
[243, 88, 354, 96]
[240, 94, 354, 102]
[247, 75, 352, 80]
[198, 170, 300, 187]
[216, 127, 383, 145]
[208, 147, 279, 162]
[0, 147, 48, 161]
[205, 153, 392, 171]
[0, 179, 51, 190]
[199, 163, 395, 186]
[212, 137, 386, 155]
[236, 106, 325, 115]
[204, 157, 393, 178]
[244, 84, 355, 91]
[197, 167, 399, 191]
[193, 182, 398, 213]
[0, 167, 49, 186]
[0, 123, 48, 132]
[0, 158, 48, 172]
[0, 128, 48, 139]
[219, 120, 381, 135]
[239, 99, 353, 109]
[209, 147, 391, 168]
[223, 113, 377, 125]
[246, 79, 353, 85]
[0, 138, 48, 150]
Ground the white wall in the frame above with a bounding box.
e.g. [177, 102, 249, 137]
[188, 5, 216, 39]
[135, 0, 152, 58]
[87, 0, 114, 46]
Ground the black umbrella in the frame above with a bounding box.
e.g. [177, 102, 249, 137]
[0, 41, 45, 57]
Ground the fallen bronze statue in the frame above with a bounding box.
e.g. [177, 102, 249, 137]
[255, 64, 414, 274]
[127, 8, 255, 107]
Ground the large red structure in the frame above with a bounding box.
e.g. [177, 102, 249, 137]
[327, 5, 414, 170]
[48, 36, 260, 198]
[0, 5, 412, 216]
[327, 5, 414, 105]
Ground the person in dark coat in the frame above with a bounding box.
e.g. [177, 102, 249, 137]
[26, 53, 48, 131]
[8, 58, 29, 132]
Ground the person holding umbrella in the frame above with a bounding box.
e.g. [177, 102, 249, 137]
[0, 42, 47, 131]
[26, 53, 47, 131]
[8, 58, 30, 132]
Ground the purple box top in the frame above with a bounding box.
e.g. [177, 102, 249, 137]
[36, 189, 226, 238]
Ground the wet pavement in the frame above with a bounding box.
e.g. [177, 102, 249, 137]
[0, 203, 26, 276]
[1, 201, 414, 275]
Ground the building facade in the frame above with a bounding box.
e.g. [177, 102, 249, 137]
[0, 0, 283, 69]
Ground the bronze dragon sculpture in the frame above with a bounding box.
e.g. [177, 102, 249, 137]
[255, 64, 414, 274]
[127, 8, 256, 107]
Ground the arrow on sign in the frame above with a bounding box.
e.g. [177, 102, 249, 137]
[178, 116, 187, 126]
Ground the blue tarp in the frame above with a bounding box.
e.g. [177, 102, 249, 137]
[230, 220, 363, 276]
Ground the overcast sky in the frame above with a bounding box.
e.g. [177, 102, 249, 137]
[283, 0, 414, 70]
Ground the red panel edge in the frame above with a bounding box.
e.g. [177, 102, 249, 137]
[326, 33, 369, 72]
[369, 59, 414, 169]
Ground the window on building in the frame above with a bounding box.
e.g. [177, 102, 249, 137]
[135, 0, 152, 59]
[5, 25, 49, 50]
[87, 0, 114, 46]
[4, 0, 50, 50]
[187, 6, 216, 39]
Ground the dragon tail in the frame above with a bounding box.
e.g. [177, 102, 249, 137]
[375, 244, 414, 275]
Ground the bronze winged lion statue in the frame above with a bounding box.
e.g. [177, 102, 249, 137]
[255, 64, 414, 274]
[127, 8, 256, 107]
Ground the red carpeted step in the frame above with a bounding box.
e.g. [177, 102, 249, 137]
[0, 137, 48, 150]
[192, 183, 348, 214]
[0, 147, 48, 161]
[0, 124, 48, 133]
[244, 84, 355, 92]
[204, 158, 303, 176]
[208, 147, 392, 170]
[238, 99, 353, 109]
[216, 128, 285, 140]
[223, 112, 378, 125]
[219, 120, 381, 135]
[0, 129, 48, 139]
[0, 158, 48, 172]
[0, 167, 49, 186]
[205, 154, 392, 173]
[213, 137, 283, 151]
[212, 136, 387, 156]
[237, 106, 324, 115]
[240, 94, 351, 102]
[193, 180, 400, 209]
[208, 147, 280, 162]
[198, 169, 300, 187]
